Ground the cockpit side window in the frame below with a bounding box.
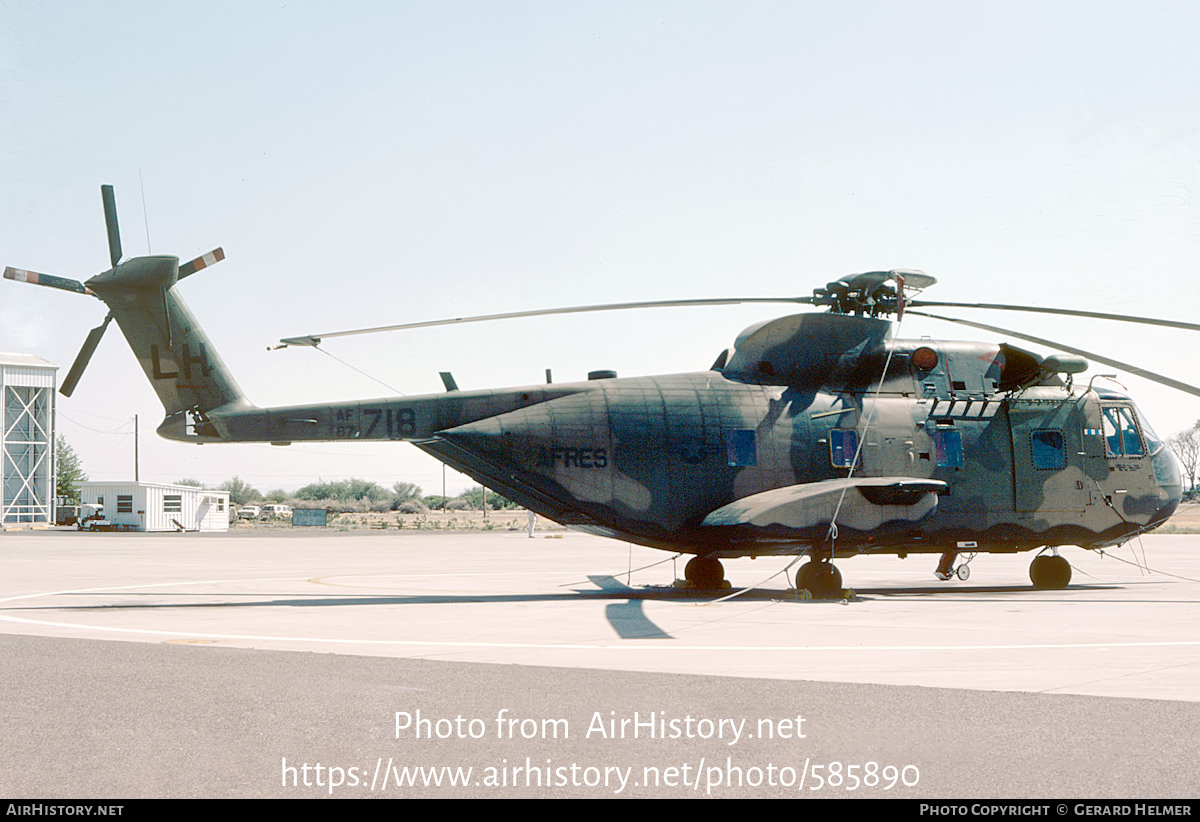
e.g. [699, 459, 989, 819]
[1102, 406, 1144, 458]
[1102, 407, 1120, 456]
[1122, 409, 1144, 456]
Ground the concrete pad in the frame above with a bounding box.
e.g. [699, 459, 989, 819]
[2, 529, 1198, 700]
[3, 529, 1199, 798]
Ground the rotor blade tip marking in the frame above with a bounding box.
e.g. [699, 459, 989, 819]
[197, 248, 224, 269]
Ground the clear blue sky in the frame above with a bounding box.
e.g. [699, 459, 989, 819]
[3, 1, 1199, 493]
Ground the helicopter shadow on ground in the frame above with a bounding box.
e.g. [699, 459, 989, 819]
[851, 582, 1121, 598]
[855, 582, 1200, 607]
[5, 574, 812, 643]
[7, 579, 1163, 646]
[1, 576, 725, 642]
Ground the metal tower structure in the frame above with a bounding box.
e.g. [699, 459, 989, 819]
[1, 354, 57, 525]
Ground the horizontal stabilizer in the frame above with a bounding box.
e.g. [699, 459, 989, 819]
[701, 477, 946, 535]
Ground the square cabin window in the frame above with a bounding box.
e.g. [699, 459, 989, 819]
[1031, 430, 1065, 469]
[934, 429, 963, 468]
[726, 430, 757, 467]
[163, 494, 183, 513]
[829, 428, 858, 468]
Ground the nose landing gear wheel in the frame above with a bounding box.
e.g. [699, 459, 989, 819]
[1029, 554, 1071, 589]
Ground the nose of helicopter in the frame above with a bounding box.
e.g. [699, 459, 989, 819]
[1148, 445, 1184, 526]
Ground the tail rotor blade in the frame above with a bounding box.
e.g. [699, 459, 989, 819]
[4, 266, 91, 295]
[60, 314, 113, 397]
[101, 184, 122, 267]
[178, 247, 225, 280]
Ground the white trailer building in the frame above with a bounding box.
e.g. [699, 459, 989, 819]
[78, 481, 230, 532]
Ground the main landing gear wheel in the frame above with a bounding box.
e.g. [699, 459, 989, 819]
[684, 556, 725, 589]
[796, 561, 816, 592]
[1029, 554, 1072, 589]
[797, 561, 843, 599]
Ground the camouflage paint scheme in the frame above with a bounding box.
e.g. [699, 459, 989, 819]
[90, 259, 1181, 562]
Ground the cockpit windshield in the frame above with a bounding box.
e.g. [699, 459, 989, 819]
[1132, 402, 1164, 455]
[1103, 404, 1166, 457]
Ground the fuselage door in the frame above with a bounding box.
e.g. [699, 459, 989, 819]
[1096, 402, 1157, 503]
[1008, 399, 1091, 513]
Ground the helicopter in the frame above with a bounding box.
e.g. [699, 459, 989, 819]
[4, 185, 1191, 599]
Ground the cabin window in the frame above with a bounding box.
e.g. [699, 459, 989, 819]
[934, 429, 963, 468]
[163, 494, 182, 513]
[1031, 430, 1065, 469]
[116, 495, 133, 513]
[1102, 406, 1144, 457]
[725, 430, 757, 467]
[829, 428, 858, 468]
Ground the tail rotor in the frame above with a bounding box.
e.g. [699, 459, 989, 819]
[3, 184, 225, 396]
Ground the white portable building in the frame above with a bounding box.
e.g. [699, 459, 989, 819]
[78, 481, 230, 532]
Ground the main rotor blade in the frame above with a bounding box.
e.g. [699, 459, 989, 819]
[907, 300, 1200, 334]
[277, 295, 816, 347]
[907, 310, 1200, 399]
[101, 185, 122, 268]
[60, 313, 113, 398]
[4, 266, 92, 295]
[178, 247, 225, 280]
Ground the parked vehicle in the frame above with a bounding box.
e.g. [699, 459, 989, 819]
[77, 503, 110, 531]
[236, 505, 261, 520]
[259, 504, 292, 519]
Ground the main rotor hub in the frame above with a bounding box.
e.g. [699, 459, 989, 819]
[812, 269, 933, 317]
